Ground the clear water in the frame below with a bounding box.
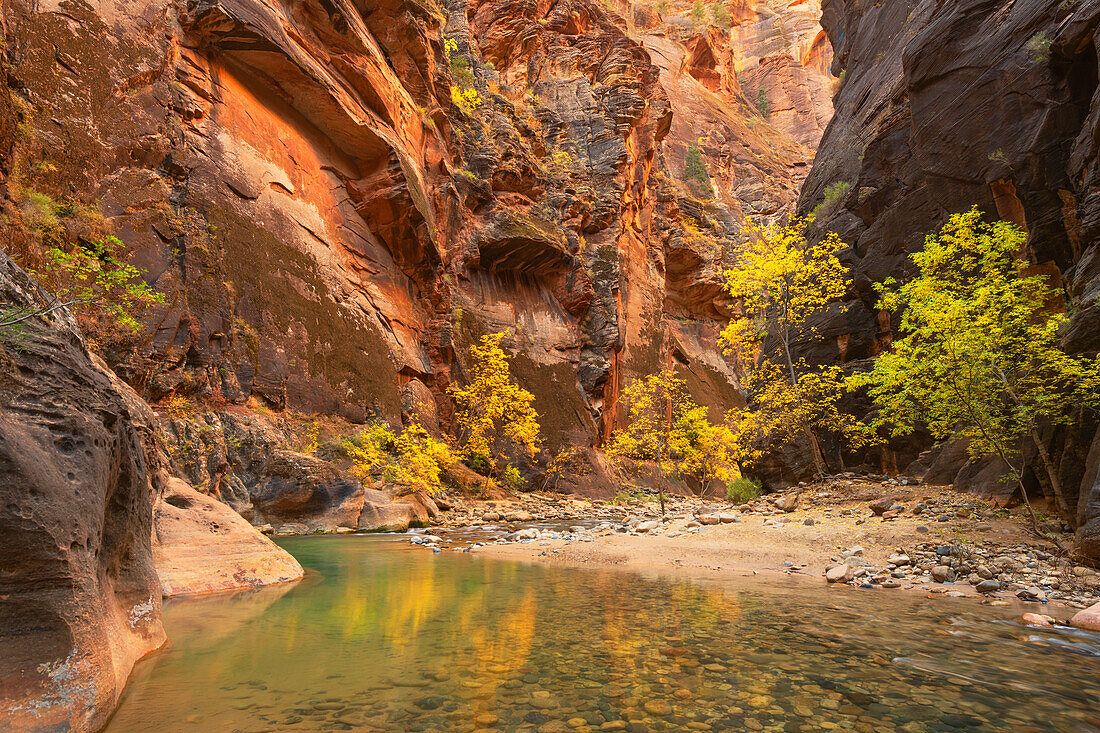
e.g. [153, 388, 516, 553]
[107, 535, 1100, 732]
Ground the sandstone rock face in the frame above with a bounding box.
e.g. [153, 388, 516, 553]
[4, 0, 832, 479]
[0, 253, 166, 732]
[798, 0, 1100, 556]
[161, 408, 438, 532]
[154, 478, 304, 597]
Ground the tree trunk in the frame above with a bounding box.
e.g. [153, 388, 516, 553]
[996, 369, 1076, 529]
[1029, 428, 1075, 529]
[780, 329, 827, 477]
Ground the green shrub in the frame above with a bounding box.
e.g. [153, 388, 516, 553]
[810, 180, 851, 220]
[757, 87, 769, 118]
[726, 476, 763, 504]
[690, 0, 705, 25]
[1027, 33, 1052, 63]
[503, 464, 524, 491]
[684, 145, 712, 197]
[711, 3, 731, 27]
[467, 452, 491, 476]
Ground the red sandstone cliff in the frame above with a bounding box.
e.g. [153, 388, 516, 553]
[3, 0, 830, 467]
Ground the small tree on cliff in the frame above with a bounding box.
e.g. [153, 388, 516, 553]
[849, 207, 1100, 534]
[721, 216, 873, 476]
[3, 235, 164, 347]
[451, 333, 541, 477]
[711, 2, 732, 28]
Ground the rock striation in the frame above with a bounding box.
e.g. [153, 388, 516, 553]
[802, 0, 1100, 556]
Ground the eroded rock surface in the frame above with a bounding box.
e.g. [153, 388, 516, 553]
[0, 253, 165, 732]
[4, 0, 832, 474]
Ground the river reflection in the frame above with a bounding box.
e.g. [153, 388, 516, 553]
[106, 534, 1100, 732]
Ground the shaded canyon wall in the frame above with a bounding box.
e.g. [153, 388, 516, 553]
[802, 0, 1100, 551]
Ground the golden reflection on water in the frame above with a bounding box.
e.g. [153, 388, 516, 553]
[106, 535, 1100, 732]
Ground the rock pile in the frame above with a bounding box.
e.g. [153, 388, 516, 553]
[824, 541, 1100, 608]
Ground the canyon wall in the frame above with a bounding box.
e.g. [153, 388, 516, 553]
[4, 0, 830, 479]
[804, 0, 1100, 550]
[0, 252, 167, 732]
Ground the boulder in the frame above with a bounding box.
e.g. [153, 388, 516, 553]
[868, 497, 893, 516]
[1069, 602, 1100, 632]
[931, 565, 957, 583]
[1021, 613, 1055, 627]
[153, 478, 304, 596]
[826, 564, 853, 583]
[773, 493, 799, 512]
[358, 489, 419, 532]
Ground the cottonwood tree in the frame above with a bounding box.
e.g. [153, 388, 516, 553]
[344, 422, 456, 495]
[607, 370, 739, 512]
[721, 216, 873, 477]
[850, 207, 1100, 535]
[450, 332, 541, 477]
[673, 403, 740, 497]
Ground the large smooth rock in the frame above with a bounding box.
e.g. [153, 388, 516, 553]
[153, 478, 304, 597]
[0, 253, 165, 732]
[1070, 602, 1100, 632]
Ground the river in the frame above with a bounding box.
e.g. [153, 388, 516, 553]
[105, 534, 1100, 731]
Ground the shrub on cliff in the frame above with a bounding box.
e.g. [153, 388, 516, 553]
[684, 144, 712, 198]
[2, 234, 163, 350]
[810, 181, 850, 220]
[711, 3, 732, 28]
[690, 0, 706, 27]
[450, 332, 541, 478]
[849, 206, 1100, 535]
[721, 216, 876, 476]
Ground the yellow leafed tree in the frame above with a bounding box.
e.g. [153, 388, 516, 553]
[607, 369, 739, 510]
[343, 421, 456, 495]
[721, 216, 875, 476]
[450, 333, 541, 477]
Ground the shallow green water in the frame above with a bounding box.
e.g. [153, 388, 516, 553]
[107, 535, 1100, 732]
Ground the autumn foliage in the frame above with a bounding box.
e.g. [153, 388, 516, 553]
[721, 216, 874, 475]
[850, 207, 1100, 531]
[450, 333, 542, 476]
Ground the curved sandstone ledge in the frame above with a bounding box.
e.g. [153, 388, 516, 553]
[154, 478, 304, 597]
